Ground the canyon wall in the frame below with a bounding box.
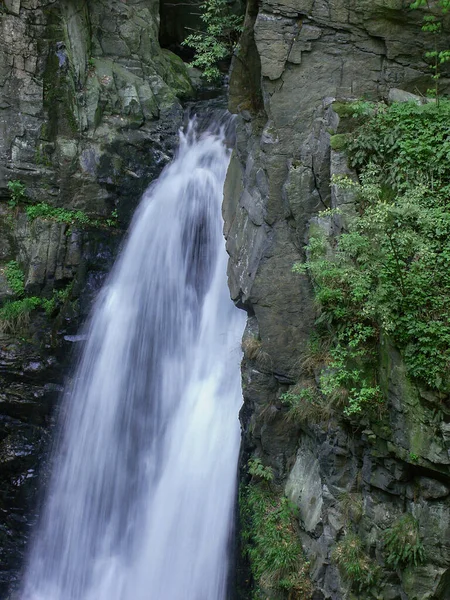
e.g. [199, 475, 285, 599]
[224, 1, 450, 598]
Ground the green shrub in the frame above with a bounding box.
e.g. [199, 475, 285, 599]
[241, 483, 312, 599]
[347, 101, 450, 195]
[248, 458, 274, 483]
[26, 203, 95, 227]
[7, 180, 27, 207]
[0, 297, 42, 333]
[410, 0, 450, 101]
[182, 0, 244, 82]
[330, 134, 350, 151]
[332, 532, 380, 592]
[0, 282, 73, 333]
[383, 514, 425, 569]
[296, 100, 450, 412]
[4, 261, 25, 297]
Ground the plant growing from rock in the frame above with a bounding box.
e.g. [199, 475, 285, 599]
[240, 479, 313, 599]
[0, 297, 42, 333]
[0, 282, 74, 333]
[242, 336, 272, 370]
[248, 458, 274, 483]
[4, 261, 25, 297]
[338, 491, 364, 524]
[332, 532, 380, 593]
[295, 100, 450, 419]
[280, 384, 332, 424]
[410, 0, 450, 103]
[383, 514, 425, 568]
[26, 203, 95, 227]
[182, 0, 244, 82]
[7, 180, 27, 207]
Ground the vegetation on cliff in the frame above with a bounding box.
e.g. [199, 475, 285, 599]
[295, 100, 450, 418]
[241, 460, 313, 599]
[182, 0, 243, 81]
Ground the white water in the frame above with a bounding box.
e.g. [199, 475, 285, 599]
[21, 120, 245, 600]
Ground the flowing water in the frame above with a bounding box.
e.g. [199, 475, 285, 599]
[20, 118, 245, 600]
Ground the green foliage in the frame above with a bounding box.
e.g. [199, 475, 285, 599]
[26, 203, 95, 227]
[7, 180, 27, 207]
[383, 514, 425, 568]
[25, 202, 118, 229]
[105, 208, 119, 228]
[346, 103, 450, 391]
[182, 0, 244, 82]
[410, 1, 450, 100]
[347, 101, 450, 195]
[240, 482, 312, 599]
[332, 100, 376, 120]
[298, 101, 450, 412]
[248, 458, 274, 482]
[4, 261, 25, 297]
[0, 282, 73, 333]
[294, 225, 383, 415]
[332, 532, 380, 593]
[0, 296, 42, 333]
[280, 385, 332, 423]
[330, 134, 349, 151]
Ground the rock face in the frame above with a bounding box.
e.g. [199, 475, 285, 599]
[225, 1, 450, 598]
[0, 1, 192, 594]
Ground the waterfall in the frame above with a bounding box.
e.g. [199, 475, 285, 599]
[20, 118, 245, 600]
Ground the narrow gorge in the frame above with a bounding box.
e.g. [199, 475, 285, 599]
[0, 1, 449, 599]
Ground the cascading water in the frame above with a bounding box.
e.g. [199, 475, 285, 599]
[20, 118, 245, 600]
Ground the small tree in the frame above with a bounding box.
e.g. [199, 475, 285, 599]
[182, 0, 244, 82]
[411, 0, 450, 103]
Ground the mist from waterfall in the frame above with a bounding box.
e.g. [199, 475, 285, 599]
[20, 118, 245, 600]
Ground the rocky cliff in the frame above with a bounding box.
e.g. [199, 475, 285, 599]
[0, 0, 192, 593]
[224, 1, 450, 598]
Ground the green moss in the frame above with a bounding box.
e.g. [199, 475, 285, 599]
[330, 134, 350, 151]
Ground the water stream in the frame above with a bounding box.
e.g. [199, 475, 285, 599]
[20, 118, 245, 600]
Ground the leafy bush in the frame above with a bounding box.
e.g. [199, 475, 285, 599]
[248, 458, 274, 483]
[332, 532, 380, 592]
[410, 0, 450, 100]
[26, 203, 95, 227]
[0, 282, 73, 333]
[241, 483, 312, 599]
[296, 101, 450, 413]
[182, 0, 244, 82]
[347, 101, 450, 195]
[25, 202, 119, 229]
[383, 514, 425, 569]
[7, 180, 27, 207]
[4, 261, 25, 297]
